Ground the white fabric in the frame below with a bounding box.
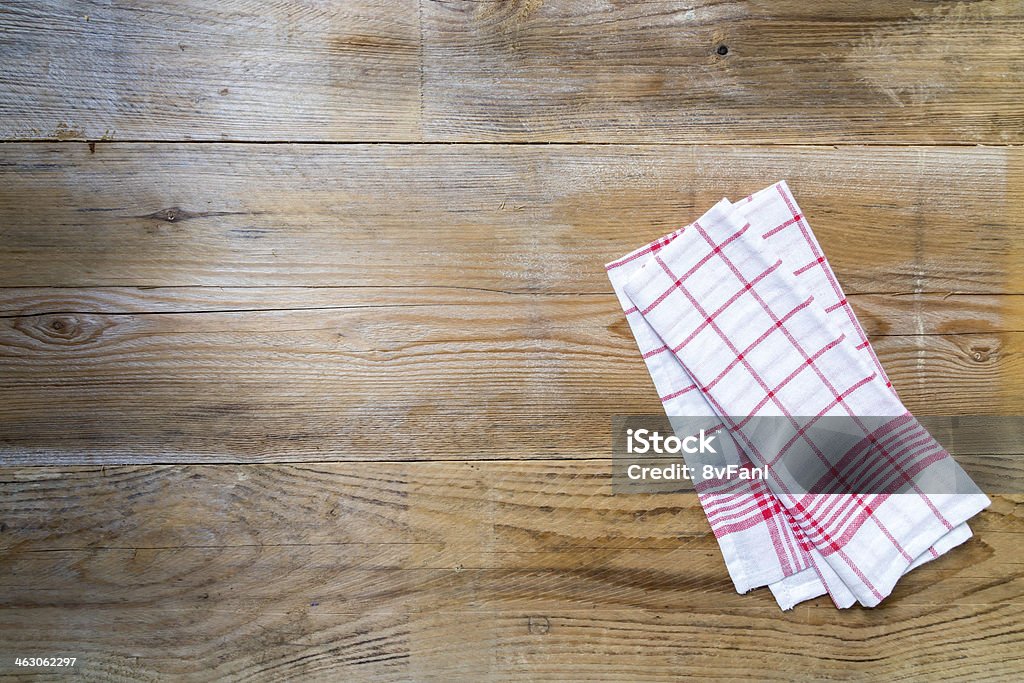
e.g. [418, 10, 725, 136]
[606, 181, 988, 608]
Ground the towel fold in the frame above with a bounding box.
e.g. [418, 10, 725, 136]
[606, 181, 988, 609]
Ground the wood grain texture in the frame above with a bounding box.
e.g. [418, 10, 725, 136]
[0, 0, 421, 142]
[3, 1, 1024, 142]
[422, 0, 1024, 143]
[0, 463, 1021, 680]
[0, 144, 1020, 293]
[0, 286, 1021, 465]
[1, 1, 1022, 678]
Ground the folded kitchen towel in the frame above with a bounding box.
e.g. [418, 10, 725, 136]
[618, 184, 990, 607]
[606, 185, 967, 609]
[607, 181, 989, 609]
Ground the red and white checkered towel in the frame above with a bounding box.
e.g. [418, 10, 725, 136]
[607, 181, 988, 609]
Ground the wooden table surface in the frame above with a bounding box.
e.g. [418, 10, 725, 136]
[1, 1, 1022, 680]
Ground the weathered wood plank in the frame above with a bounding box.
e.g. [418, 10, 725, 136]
[3, 463, 1019, 555]
[0, 144, 1019, 293]
[422, 0, 1024, 143]
[3, 288, 1022, 335]
[4, 537, 1021, 610]
[0, 289, 1020, 464]
[2, 604, 1020, 681]
[0, 0, 421, 142]
[3, 1, 1023, 143]
[0, 464, 1020, 680]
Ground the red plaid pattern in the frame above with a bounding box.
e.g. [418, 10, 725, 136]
[608, 183, 988, 609]
[618, 184, 987, 606]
